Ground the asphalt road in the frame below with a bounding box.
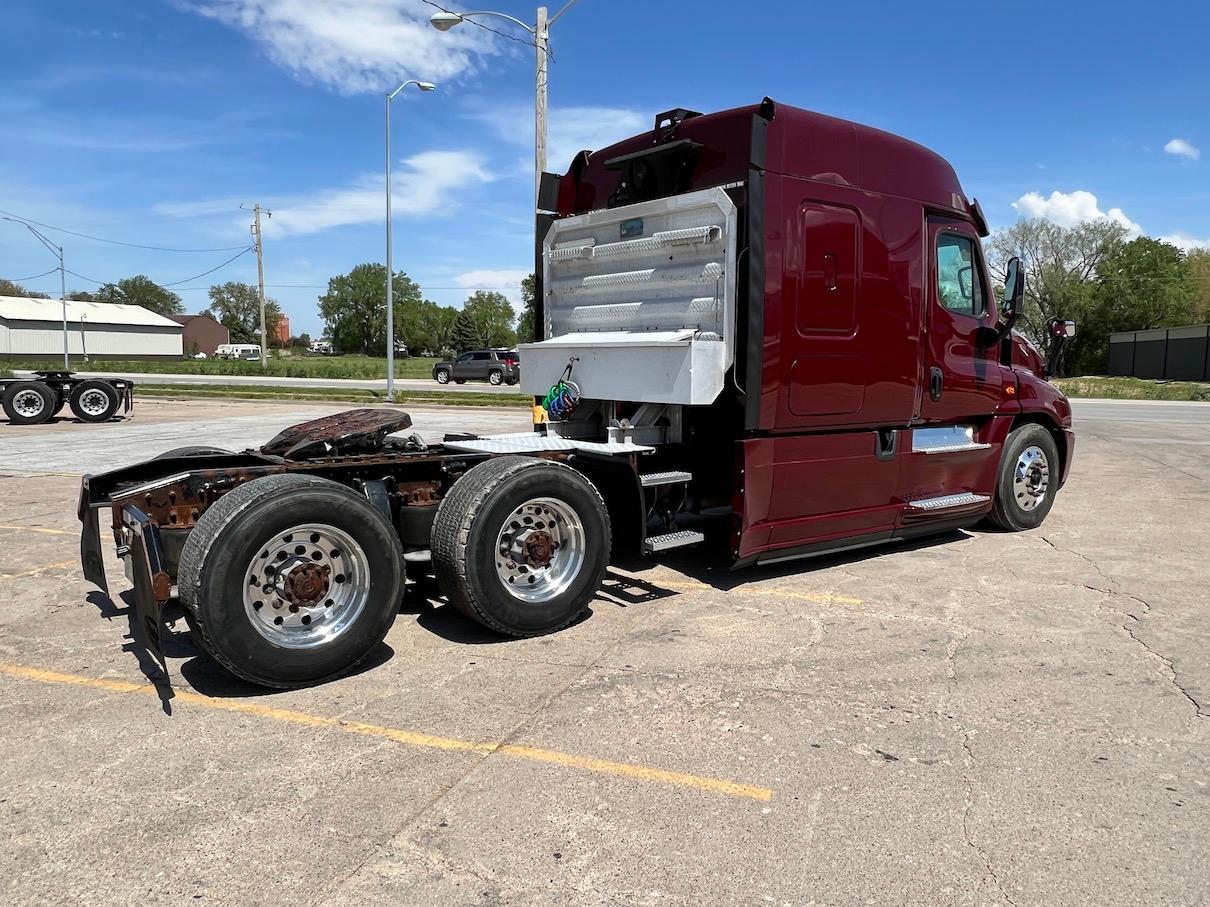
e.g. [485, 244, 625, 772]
[0, 397, 1206, 905]
[1070, 397, 1210, 425]
[16, 368, 528, 395]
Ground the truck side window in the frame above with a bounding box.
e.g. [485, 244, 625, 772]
[936, 234, 984, 317]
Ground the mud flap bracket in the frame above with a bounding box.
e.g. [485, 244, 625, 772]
[122, 505, 172, 676]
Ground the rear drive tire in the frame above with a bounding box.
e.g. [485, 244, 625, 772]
[431, 456, 610, 637]
[435, 368, 450, 384]
[69, 380, 120, 422]
[154, 446, 235, 459]
[178, 473, 404, 688]
[2, 381, 55, 425]
[988, 424, 1061, 531]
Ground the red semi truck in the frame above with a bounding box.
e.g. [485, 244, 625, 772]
[78, 99, 1075, 688]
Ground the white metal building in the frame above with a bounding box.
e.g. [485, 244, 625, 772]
[0, 295, 183, 361]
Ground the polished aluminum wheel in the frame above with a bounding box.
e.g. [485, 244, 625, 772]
[494, 497, 586, 603]
[12, 389, 46, 419]
[242, 523, 370, 649]
[77, 389, 110, 417]
[1013, 445, 1050, 512]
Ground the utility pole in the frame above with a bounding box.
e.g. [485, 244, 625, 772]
[534, 5, 549, 208]
[251, 204, 270, 368]
[3, 216, 69, 369]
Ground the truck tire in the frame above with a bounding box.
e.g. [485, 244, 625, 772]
[2, 381, 55, 425]
[988, 424, 1061, 531]
[431, 456, 610, 637]
[488, 369, 503, 386]
[435, 368, 450, 384]
[178, 473, 404, 689]
[68, 380, 119, 422]
[154, 446, 235, 459]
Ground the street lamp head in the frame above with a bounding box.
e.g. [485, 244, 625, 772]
[418, 81, 437, 91]
[429, 12, 463, 30]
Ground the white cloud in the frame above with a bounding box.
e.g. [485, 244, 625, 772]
[160, 150, 491, 238]
[1011, 190, 1210, 252]
[1158, 233, 1210, 252]
[188, 0, 499, 94]
[470, 104, 648, 173]
[1164, 138, 1200, 160]
[1012, 190, 1142, 237]
[455, 268, 528, 304]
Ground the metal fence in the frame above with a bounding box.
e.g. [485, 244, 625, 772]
[1108, 324, 1210, 381]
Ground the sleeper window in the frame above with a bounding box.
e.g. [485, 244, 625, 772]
[936, 234, 984, 317]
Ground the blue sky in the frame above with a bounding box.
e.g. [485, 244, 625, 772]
[1, 0, 1207, 337]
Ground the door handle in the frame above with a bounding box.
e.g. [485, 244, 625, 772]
[929, 367, 943, 401]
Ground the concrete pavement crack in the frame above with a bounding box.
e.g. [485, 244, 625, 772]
[943, 633, 1016, 906]
[1041, 536, 1206, 719]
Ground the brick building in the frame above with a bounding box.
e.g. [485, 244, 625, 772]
[273, 314, 291, 346]
[170, 313, 230, 357]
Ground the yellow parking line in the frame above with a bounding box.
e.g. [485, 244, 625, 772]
[0, 662, 773, 802]
[655, 577, 862, 607]
[0, 524, 72, 535]
[0, 559, 78, 580]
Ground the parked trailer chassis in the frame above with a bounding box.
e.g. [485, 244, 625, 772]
[1, 371, 134, 425]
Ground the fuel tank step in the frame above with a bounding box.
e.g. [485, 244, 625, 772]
[643, 529, 705, 554]
[640, 470, 693, 487]
[906, 492, 990, 512]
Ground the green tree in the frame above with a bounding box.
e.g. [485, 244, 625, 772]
[67, 290, 95, 301]
[516, 273, 537, 343]
[986, 218, 1127, 361]
[417, 300, 459, 355]
[0, 278, 49, 298]
[460, 290, 517, 349]
[93, 275, 184, 316]
[317, 263, 425, 355]
[1072, 237, 1195, 373]
[450, 310, 479, 353]
[1187, 248, 1210, 324]
[208, 281, 282, 344]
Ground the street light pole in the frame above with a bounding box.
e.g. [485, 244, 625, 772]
[534, 5, 549, 206]
[3, 216, 69, 369]
[430, 1, 580, 207]
[384, 79, 436, 400]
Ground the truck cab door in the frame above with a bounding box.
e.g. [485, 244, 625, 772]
[919, 218, 1003, 422]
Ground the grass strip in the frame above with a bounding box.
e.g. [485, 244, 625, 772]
[135, 383, 531, 408]
[1054, 376, 1210, 401]
[12, 355, 441, 380]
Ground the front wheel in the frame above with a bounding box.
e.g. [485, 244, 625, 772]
[178, 473, 404, 688]
[434, 368, 450, 384]
[431, 457, 610, 637]
[988, 424, 1061, 531]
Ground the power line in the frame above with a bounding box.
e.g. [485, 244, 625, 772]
[0, 207, 250, 253]
[162, 247, 255, 287]
[417, 0, 540, 48]
[2, 267, 59, 283]
[48, 247, 253, 289]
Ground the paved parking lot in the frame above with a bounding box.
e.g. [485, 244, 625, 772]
[0, 398, 1207, 905]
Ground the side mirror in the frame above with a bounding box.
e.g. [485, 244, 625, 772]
[1001, 256, 1025, 321]
[1048, 319, 1077, 340]
[958, 266, 973, 299]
